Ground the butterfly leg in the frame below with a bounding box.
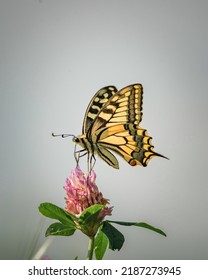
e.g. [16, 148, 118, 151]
[74, 145, 87, 166]
[74, 145, 80, 166]
[88, 154, 96, 173]
[87, 153, 92, 173]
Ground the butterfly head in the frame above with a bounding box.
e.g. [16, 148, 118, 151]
[72, 134, 87, 149]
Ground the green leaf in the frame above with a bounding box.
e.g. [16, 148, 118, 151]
[39, 202, 77, 226]
[45, 222, 76, 237]
[101, 221, 125, 251]
[94, 229, 109, 260]
[78, 204, 104, 225]
[108, 220, 166, 237]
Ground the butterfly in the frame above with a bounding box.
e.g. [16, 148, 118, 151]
[70, 84, 167, 169]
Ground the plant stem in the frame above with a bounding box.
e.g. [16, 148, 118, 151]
[86, 237, 94, 260]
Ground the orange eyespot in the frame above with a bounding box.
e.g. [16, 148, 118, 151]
[129, 159, 137, 166]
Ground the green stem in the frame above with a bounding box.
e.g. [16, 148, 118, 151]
[86, 237, 94, 260]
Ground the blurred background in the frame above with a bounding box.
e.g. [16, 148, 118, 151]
[0, 0, 207, 260]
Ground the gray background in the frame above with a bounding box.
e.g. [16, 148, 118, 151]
[0, 0, 207, 260]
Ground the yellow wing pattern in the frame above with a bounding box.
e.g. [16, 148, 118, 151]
[75, 84, 167, 169]
[94, 124, 164, 168]
[88, 84, 143, 134]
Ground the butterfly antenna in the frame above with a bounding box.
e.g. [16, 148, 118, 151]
[52, 133, 75, 138]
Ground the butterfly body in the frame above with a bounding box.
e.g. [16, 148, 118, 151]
[73, 84, 167, 169]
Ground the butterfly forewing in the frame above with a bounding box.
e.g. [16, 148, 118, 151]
[88, 84, 143, 136]
[82, 86, 118, 134]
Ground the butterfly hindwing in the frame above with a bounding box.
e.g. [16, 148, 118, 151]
[95, 123, 160, 168]
[82, 86, 118, 134]
[96, 144, 119, 169]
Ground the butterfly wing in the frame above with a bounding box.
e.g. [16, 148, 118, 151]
[94, 124, 166, 168]
[86, 84, 143, 137]
[82, 86, 118, 134]
[96, 144, 119, 168]
[87, 84, 165, 168]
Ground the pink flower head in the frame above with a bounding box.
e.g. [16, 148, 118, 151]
[64, 166, 113, 219]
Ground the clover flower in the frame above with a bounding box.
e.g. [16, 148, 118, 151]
[64, 166, 113, 219]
